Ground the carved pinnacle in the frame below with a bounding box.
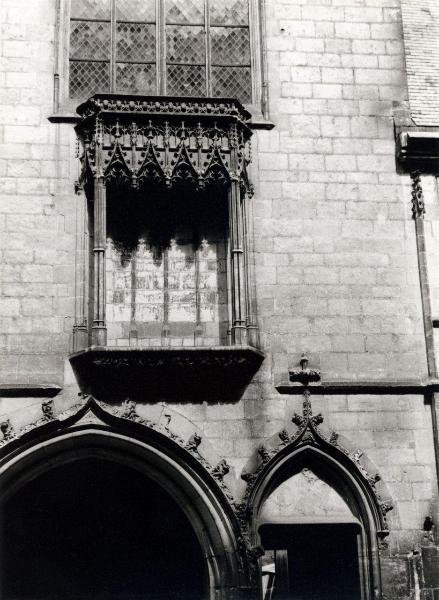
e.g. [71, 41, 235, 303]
[0, 419, 14, 441]
[411, 171, 425, 218]
[42, 398, 55, 421]
[212, 459, 230, 481]
[185, 432, 202, 452]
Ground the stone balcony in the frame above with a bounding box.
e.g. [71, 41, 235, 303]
[69, 345, 264, 402]
[70, 94, 263, 398]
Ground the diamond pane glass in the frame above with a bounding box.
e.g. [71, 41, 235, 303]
[210, 0, 248, 26]
[116, 0, 155, 22]
[70, 21, 111, 61]
[116, 63, 156, 93]
[166, 0, 204, 24]
[167, 65, 206, 96]
[166, 26, 205, 64]
[212, 66, 251, 103]
[70, 0, 111, 20]
[117, 23, 155, 62]
[211, 27, 250, 66]
[69, 60, 110, 97]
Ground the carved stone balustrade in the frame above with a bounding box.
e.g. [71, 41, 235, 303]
[71, 95, 263, 397]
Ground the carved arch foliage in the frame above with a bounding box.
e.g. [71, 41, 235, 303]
[233, 392, 395, 599]
[236, 392, 393, 543]
[0, 396, 263, 598]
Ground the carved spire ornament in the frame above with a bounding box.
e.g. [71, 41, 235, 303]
[411, 170, 425, 218]
[292, 389, 324, 431]
[289, 353, 321, 385]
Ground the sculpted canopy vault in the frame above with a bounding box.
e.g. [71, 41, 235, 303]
[76, 95, 254, 194]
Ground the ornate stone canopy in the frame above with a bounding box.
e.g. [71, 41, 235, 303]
[76, 94, 253, 194]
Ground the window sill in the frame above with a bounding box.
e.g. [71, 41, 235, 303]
[69, 345, 264, 401]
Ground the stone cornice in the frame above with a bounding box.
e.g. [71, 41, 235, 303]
[76, 94, 252, 126]
[276, 379, 439, 395]
[0, 384, 62, 398]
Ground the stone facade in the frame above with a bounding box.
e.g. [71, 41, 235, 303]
[0, 0, 438, 598]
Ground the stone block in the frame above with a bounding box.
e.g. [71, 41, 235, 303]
[312, 84, 342, 99]
[21, 265, 53, 283]
[0, 298, 20, 316]
[335, 22, 370, 39]
[325, 154, 357, 171]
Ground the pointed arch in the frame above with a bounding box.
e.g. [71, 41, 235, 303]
[104, 143, 132, 188]
[241, 411, 392, 600]
[171, 143, 199, 185]
[0, 398, 249, 600]
[137, 140, 165, 187]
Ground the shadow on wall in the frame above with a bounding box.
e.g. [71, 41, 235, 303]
[105, 184, 229, 347]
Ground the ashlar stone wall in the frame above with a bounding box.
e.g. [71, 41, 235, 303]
[0, 1, 438, 597]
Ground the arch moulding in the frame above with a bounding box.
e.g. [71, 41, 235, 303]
[0, 396, 256, 600]
[237, 392, 395, 600]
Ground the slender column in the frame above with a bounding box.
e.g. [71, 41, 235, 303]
[411, 171, 439, 492]
[92, 175, 107, 346]
[228, 179, 247, 345]
[242, 190, 259, 347]
[72, 189, 88, 351]
[161, 246, 170, 344]
[194, 243, 203, 345]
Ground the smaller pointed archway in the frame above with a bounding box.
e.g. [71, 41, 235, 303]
[240, 393, 393, 600]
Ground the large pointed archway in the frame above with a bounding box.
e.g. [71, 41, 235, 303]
[1, 456, 208, 600]
[0, 398, 250, 600]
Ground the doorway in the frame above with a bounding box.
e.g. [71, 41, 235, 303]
[260, 523, 362, 600]
[0, 457, 208, 600]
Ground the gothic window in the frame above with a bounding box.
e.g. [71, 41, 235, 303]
[69, 0, 254, 104]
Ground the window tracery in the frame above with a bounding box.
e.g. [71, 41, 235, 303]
[69, 0, 254, 103]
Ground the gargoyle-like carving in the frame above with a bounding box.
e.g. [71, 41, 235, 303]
[258, 445, 273, 464]
[0, 419, 15, 441]
[241, 471, 257, 485]
[163, 412, 172, 431]
[212, 459, 230, 481]
[380, 501, 394, 530]
[185, 432, 202, 453]
[411, 171, 425, 218]
[278, 429, 290, 445]
[42, 398, 55, 421]
[329, 431, 339, 445]
[289, 353, 321, 385]
[121, 398, 138, 420]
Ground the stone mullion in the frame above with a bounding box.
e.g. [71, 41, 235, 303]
[162, 247, 170, 343]
[72, 190, 89, 352]
[242, 191, 258, 347]
[228, 178, 247, 345]
[92, 175, 107, 346]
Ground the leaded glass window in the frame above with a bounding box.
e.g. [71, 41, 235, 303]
[69, 0, 253, 103]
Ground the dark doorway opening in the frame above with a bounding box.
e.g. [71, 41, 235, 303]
[0, 458, 208, 600]
[260, 523, 362, 600]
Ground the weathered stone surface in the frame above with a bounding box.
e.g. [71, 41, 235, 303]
[0, 0, 438, 596]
